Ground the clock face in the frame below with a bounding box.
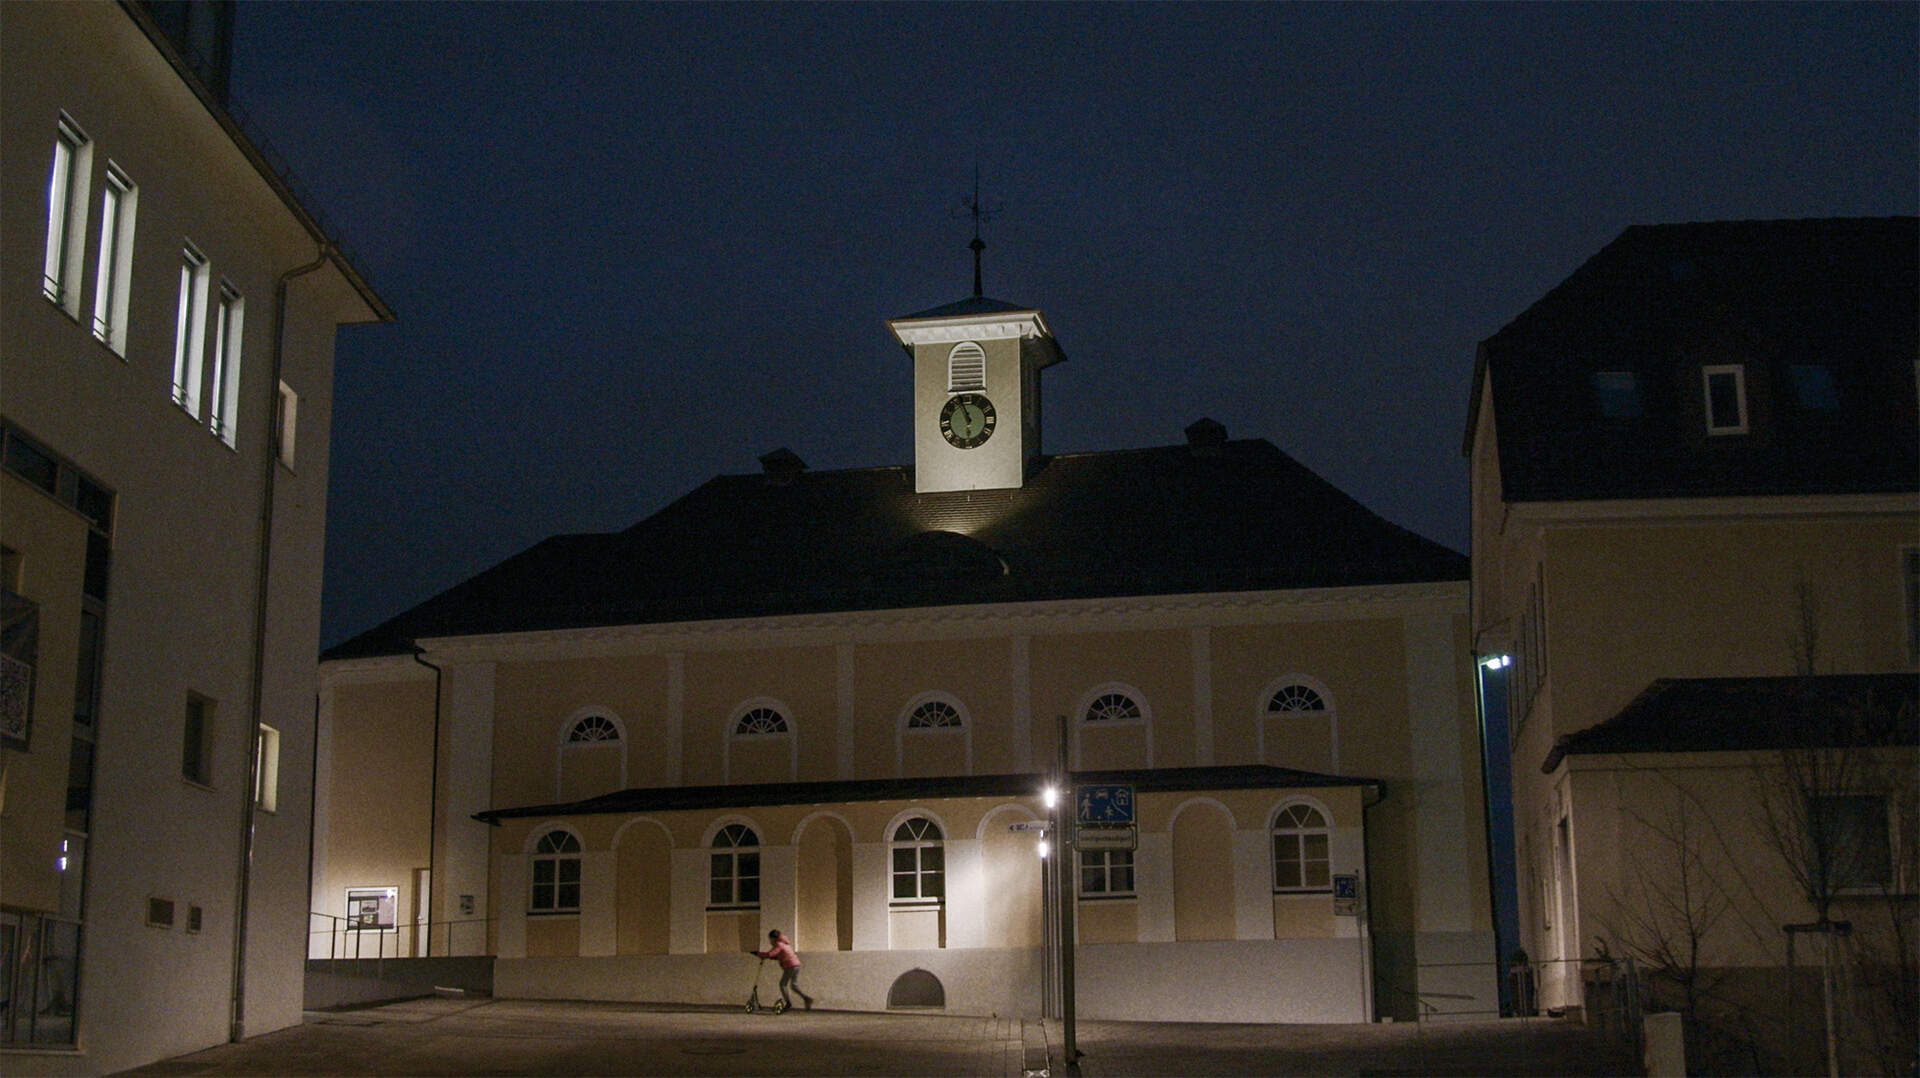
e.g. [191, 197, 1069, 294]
[939, 393, 996, 449]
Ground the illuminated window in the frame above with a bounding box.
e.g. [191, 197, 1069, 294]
[530, 830, 581, 914]
[208, 283, 244, 445]
[275, 382, 299, 468]
[43, 114, 91, 311]
[1703, 364, 1748, 435]
[947, 341, 986, 393]
[254, 723, 280, 813]
[1272, 803, 1331, 893]
[1082, 691, 1141, 724]
[90, 164, 136, 354]
[172, 246, 209, 415]
[906, 699, 963, 729]
[181, 692, 214, 786]
[1079, 849, 1134, 897]
[891, 817, 944, 904]
[732, 706, 788, 736]
[709, 824, 760, 908]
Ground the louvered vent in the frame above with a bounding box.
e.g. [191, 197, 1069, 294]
[947, 341, 986, 393]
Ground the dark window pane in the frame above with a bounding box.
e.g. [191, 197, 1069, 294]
[922, 846, 943, 872]
[558, 859, 580, 885]
[3, 433, 57, 493]
[924, 871, 943, 899]
[893, 848, 915, 873]
[557, 883, 579, 909]
[738, 877, 759, 904]
[711, 878, 730, 905]
[894, 873, 914, 899]
[739, 852, 758, 877]
[533, 859, 554, 884]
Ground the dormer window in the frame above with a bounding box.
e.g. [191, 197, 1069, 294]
[1589, 371, 1643, 420]
[1788, 364, 1839, 412]
[946, 341, 985, 393]
[1702, 364, 1748, 435]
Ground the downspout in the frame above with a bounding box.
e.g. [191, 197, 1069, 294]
[232, 245, 331, 1044]
[411, 646, 445, 958]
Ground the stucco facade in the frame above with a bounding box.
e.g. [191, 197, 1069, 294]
[0, 3, 386, 1071]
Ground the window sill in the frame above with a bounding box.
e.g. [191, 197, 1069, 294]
[1273, 889, 1334, 897]
[526, 910, 580, 918]
[1076, 893, 1138, 902]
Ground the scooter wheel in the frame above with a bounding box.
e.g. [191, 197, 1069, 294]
[743, 1000, 757, 1014]
[773, 998, 789, 1014]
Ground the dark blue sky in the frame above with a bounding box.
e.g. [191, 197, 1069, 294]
[231, 2, 1917, 648]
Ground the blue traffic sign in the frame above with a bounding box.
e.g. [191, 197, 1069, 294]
[1076, 784, 1135, 824]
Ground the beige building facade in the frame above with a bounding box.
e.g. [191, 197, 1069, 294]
[316, 296, 1498, 1022]
[1466, 218, 1918, 1068]
[1, 2, 387, 1071]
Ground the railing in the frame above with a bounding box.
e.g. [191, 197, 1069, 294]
[308, 912, 495, 965]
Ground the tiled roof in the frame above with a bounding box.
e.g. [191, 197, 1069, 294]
[473, 764, 1382, 822]
[1468, 217, 1918, 502]
[1542, 674, 1919, 773]
[325, 437, 1467, 659]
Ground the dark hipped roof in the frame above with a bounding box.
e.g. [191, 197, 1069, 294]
[1467, 217, 1918, 502]
[1542, 674, 1919, 773]
[326, 437, 1467, 659]
[474, 764, 1381, 823]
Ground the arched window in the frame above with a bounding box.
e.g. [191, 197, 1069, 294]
[891, 818, 944, 904]
[1271, 804, 1331, 893]
[709, 824, 761, 908]
[530, 830, 581, 914]
[733, 707, 788, 736]
[1083, 691, 1142, 724]
[1266, 683, 1327, 715]
[906, 699, 963, 729]
[567, 713, 620, 742]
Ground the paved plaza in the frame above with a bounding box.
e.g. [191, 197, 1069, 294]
[122, 996, 1643, 1076]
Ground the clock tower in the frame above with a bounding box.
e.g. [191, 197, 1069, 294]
[887, 294, 1065, 493]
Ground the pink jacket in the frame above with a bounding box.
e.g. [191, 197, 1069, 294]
[755, 934, 801, 969]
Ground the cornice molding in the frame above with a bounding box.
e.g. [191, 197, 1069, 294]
[888, 311, 1051, 346]
[398, 581, 1467, 665]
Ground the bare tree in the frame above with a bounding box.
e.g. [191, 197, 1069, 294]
[1601, 778, 1770, 1073]
[1753, 583, 1919, 1077]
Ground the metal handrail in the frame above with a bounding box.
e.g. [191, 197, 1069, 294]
[308, 911, 497, 965]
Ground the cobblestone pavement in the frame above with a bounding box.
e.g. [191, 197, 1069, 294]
[122, 997, 1642, 1077]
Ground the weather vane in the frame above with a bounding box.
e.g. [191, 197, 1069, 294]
[955, 164, 1003, 298]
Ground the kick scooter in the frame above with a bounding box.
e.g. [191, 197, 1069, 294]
[744, 956, 789, 1014]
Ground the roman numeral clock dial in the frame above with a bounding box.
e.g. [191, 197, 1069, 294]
[939, 393, 996, 449]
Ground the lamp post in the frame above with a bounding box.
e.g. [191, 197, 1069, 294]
[1054, 713, 1080, 1070]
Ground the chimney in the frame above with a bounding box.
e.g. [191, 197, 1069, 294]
[759, 447, 806, 484]
[1184, 417, 1228, 454]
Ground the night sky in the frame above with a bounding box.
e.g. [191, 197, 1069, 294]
[228, 2, 1917, 648]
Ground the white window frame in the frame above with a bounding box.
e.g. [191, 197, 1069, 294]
[529, 829, 582, 915]
[1078, 848, 1136, 899]
[708, 823, 761, 910]
[90, 164, 136, 355]
[890, 816, 945, 906]
[209, 282, 244, 446]
[172, 245, 210, 416]
[43, 114, 92, 313]
[1271, 801, 1333, 894]
[1811, 792, 1898, 896]
[1702, 363, 1748, 435]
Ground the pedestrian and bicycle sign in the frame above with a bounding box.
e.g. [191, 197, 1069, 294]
[1076, 784, 1134, 824]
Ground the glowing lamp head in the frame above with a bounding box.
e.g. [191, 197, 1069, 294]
[1037, 839, 1050, 859]
[1043, 786, 1058, 809]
